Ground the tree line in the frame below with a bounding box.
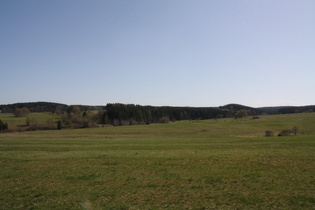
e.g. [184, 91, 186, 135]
[98, 103, 234, 126]
[259, 105, 315, 114]
[5, 102, 313, 131]
[2, 102, 314, 116]
[0, 102, 267, 131]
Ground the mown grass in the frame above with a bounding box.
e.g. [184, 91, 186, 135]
[0, 113, 315, 209]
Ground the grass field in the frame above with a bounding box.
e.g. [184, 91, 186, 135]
[0, 113, 315, 209]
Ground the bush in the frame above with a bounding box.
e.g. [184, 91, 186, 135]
[278, 129, 293, 136]
[265, 130, 274, 137]
[82, 119, 98, 128]
[278, 127, 300, 137]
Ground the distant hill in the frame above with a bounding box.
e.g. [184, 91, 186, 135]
[219, 104, 262, 115]
[0, 102, 105, 113]
[0, 101, 314, 116]
[0, 102, 68, 113]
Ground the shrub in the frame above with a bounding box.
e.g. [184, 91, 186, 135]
[82, 119, 97, 128]
[0, 119, 8, 131]
[265, 130, 274, 137]
[278, 129, 293, 136]
[278, 127, 300, 136]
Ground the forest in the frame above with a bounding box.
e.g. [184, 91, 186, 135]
[103, 103, 233, 126]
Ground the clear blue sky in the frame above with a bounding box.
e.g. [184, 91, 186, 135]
[1, 0, 314, 107]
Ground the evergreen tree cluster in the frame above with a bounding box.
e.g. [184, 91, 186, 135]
[100, 103, 233, 126]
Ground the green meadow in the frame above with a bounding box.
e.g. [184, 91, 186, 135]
[0, 113, 315, 209]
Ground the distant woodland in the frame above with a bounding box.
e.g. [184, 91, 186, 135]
[0, 102, 314, 131]
[1, 102, 314, 115]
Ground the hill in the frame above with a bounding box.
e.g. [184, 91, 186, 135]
[0, 102, 263, 114]
[219, 103, 262, 115]
[1, 102, 314, 126]
[0, 102, 105, 113]
[0, 102, 68, 113]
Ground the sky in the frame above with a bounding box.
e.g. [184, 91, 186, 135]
[1, 0, 314, 107]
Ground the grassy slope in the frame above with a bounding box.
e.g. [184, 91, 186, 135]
[0, 113, 314, 209]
